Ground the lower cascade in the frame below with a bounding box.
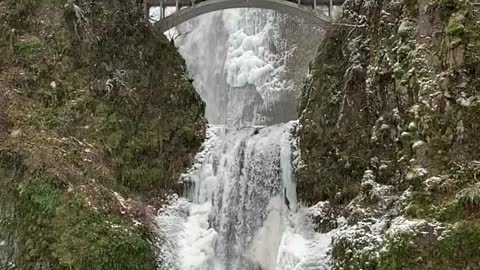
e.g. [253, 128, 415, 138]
[154, 7, 336, 270]
[156, 123, 332, 270]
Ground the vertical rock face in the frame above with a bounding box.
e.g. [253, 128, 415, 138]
[298, 0, 480, 204]
[0, 0, 205, 269]
[298, 0, 480, 268]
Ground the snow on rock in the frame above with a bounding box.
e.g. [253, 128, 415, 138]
[385, 217, 446, 238]
[332, 218, 387, 268]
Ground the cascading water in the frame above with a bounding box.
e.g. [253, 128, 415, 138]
[179, 124, 295, 269]
[163, 9, 313, 126]
[157, 123, 333, 270]
[155, 8, 334, 270]
[153, 110, 326, 266]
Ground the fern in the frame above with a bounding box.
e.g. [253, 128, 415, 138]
[456, 183, 480, 206]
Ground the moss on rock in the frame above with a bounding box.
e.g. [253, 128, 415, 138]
[15, 172, 157, 270]
[379, 221, 480, 269]
[298, 0, 480, 268]
[0, 0, 206, 268]
[297, 0, 480, 204]
[50, 195, 156, 270]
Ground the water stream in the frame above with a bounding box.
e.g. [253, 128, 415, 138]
[157, 123, 332, 270]
[155, 9, 333, 270]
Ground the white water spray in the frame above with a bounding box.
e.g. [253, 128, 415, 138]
[155, 8, 334, 270]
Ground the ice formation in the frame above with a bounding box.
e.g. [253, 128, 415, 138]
[163, 9, 299, 126]
[156, 123, 335, 270]
[154, 7, 339, 270]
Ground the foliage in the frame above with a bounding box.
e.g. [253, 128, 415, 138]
[2, 0, 205, 195]
[1, 0, 206, 269]
[379, 234, 423, 270]
[0, 151, 25, 180]
[16, 173, 63, 269]
[379, 221, 480, 270]
[433, 221, 480, 268]
[436, 200, 465, 222]
[404, 188, 472, 223]
[14, 35, 43, 61]
[457, 183, 480, 207]
[180, 127, 196, 144]
[50, 195, 157, 270]
[438, 0, 460, 20]
[332, 231, 379, 270]
[15, 172, 157, 270]
[447, 12, 466, 36]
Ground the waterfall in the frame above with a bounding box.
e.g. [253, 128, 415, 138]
[157, 123, 293, 269]
[165, 9, 301, 126]
[155, 8, 333, 270]
[156, 123, 333, 270]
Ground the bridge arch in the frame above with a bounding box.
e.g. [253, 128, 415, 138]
[150, 0, 342, 33]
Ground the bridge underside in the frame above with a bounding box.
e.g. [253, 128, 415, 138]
[148, 0, 345, 33]
[146, 0, 344, 8]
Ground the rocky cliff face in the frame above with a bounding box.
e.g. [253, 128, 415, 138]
[0, 0, 205, 269]
[298, 0, 480, 268]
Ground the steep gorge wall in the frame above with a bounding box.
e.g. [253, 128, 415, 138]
[0, 0, 205, 269]
[299, 0, 480, 204]
[298, 0, 480, 268]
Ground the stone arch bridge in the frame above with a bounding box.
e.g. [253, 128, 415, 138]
[145, 0, 345, 33]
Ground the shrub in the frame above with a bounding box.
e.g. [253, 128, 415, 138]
[14, 35, 43, 60]
[379, 222, 480, 269]
[457, 183, 480, 207]
[16, 173, 157, 270]
[379, 234, 424, 270]
[50, 195, 157, 270]
[447, 12, 466, 36]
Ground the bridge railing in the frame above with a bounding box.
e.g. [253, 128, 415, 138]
[144, 0, 343, 21]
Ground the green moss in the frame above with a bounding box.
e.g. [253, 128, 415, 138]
[19, 173, 62, 213]
[16, 173, 63, 268]
[122, 164, 164, 192]
[447, 12, 466, 36]
[25, 179, 62, 214]
[433, 221, 480, 268]
[15, 172, 157, 270]
[43, 108, 63, 129]
[379, 234, 424, 270]
[404, 191, 434, 219]
[404, 186, 475, 223]
[379, 222, 480, 269]
[14, 35, 43, 59]
[405, 202, 429, 218]
[436, 200, 465, 223]
[1, 0, 205, 268]
[0, 151, 25, 180]
[50, 195, 156, 270]
[180, 127, 196, 144]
